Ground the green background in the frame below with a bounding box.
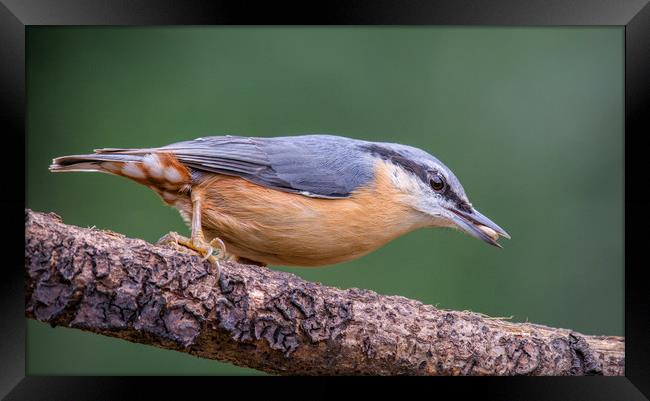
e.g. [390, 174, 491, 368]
[26, 27, 623, 375]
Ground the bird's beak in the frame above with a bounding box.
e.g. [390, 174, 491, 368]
[446, 206, 511, 248]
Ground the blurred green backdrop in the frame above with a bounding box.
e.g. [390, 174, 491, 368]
[26, 27, 623, 375]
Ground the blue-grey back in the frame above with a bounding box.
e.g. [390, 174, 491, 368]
[160, 134, 446, 199]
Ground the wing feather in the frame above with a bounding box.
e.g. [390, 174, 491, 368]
[155, 135, 374, 198]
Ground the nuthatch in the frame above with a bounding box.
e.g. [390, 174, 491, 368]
[50, 134, 510, 274]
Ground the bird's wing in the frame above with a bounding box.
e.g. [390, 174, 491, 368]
[101, 135, 375, 199]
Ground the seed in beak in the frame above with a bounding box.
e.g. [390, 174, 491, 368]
[477, 224, 499, 242]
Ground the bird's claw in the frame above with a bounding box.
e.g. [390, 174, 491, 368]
[156, 231, 227, 281]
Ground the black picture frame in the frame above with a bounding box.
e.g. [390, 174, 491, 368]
[4, 0, 649, 399]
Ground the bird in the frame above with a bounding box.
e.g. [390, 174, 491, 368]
[49, 134, 510, 276]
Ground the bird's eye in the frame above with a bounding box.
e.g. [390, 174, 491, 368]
[430, 174, 446, 192]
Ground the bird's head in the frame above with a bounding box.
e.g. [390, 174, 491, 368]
[364, 142, 510, 247]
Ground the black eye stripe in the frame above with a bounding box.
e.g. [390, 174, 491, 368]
[363, 144, 430, 184]
[363, 144, 456, 198]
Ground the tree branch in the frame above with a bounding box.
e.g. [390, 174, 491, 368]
[24, 209, 624, 375]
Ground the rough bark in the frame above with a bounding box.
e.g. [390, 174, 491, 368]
[24, 209, 625, 376]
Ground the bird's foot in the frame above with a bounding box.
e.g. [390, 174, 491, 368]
[156, 231, 227, 281]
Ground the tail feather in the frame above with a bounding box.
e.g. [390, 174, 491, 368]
[49, 153, 143, 173]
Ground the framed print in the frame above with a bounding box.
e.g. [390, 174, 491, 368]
[4, 0, 649, 399]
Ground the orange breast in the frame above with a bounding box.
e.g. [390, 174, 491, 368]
[192, 160, 426, 266]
